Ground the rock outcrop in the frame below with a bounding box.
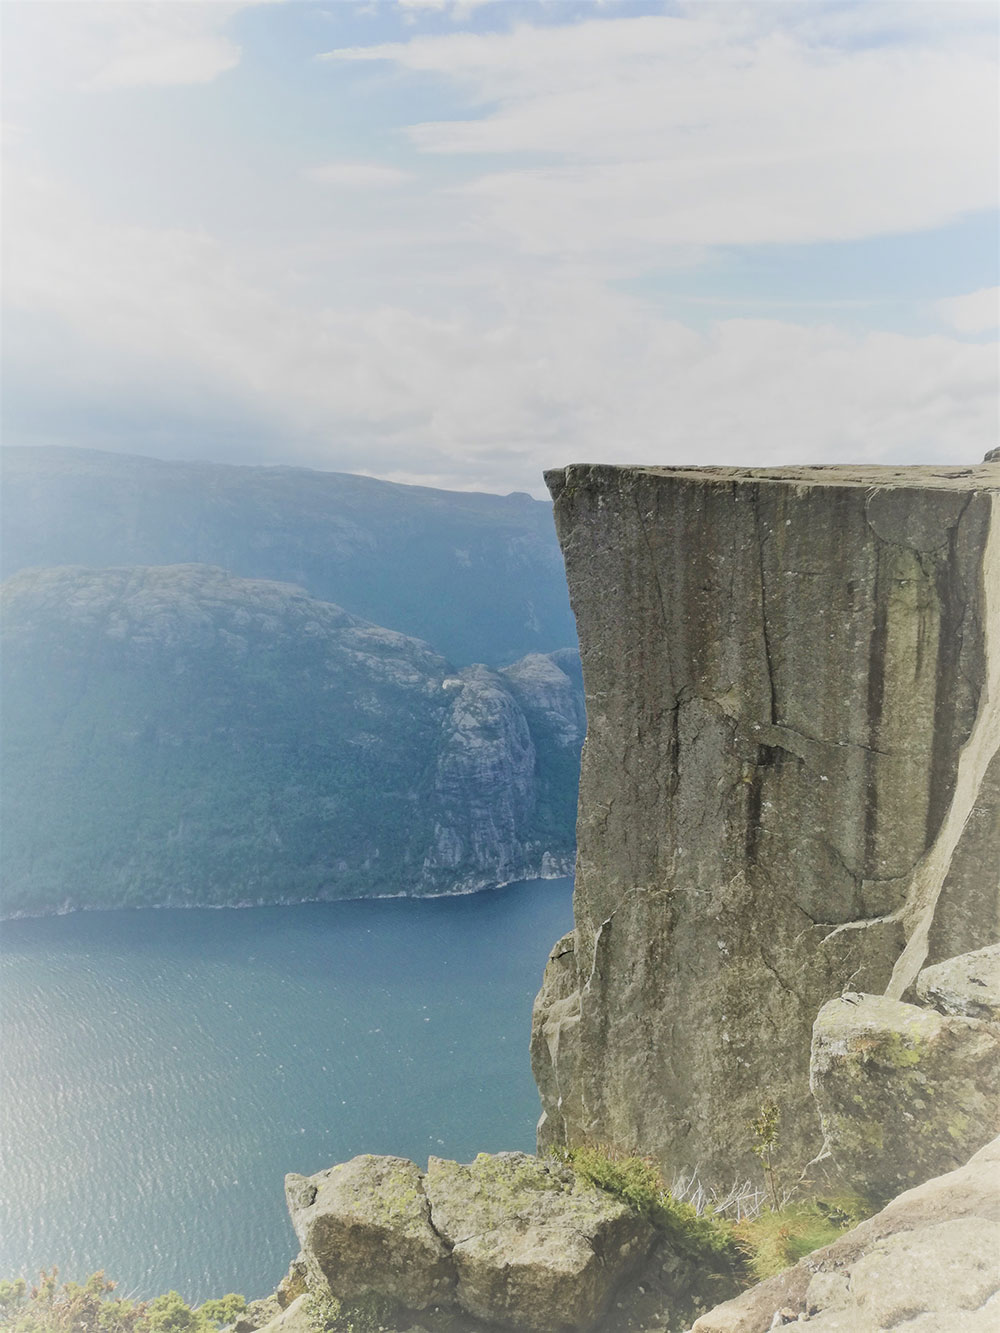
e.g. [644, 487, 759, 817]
[533, 463, 1000, 1182]
[809, 990, 1000, 1201]
[690, 1133, 1000, 1332]
[283, 1151, 653, 1333]
[916, 941, 1000, 1022]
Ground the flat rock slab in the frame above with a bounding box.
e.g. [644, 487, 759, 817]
[917, 944, 1000, 1023]
[424, 1151, 652, 1333]
[691, 1134, 1000, 1333]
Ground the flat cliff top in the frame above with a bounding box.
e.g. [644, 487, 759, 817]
[546, 462, 1000, 494]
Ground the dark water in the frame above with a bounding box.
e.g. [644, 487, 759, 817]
[0, 879, 574, 1303]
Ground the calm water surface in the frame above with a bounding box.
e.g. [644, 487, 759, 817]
[0, 879, 574, 1303]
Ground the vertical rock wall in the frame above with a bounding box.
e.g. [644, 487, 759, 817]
[532, 463, 1000, 1184]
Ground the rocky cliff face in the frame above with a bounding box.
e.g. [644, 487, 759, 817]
[532, 463, 1000, 1184]
[0, 565, 582, 915]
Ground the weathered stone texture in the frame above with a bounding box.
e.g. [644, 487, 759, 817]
[284, 1151, 651, 1332]
[424, 1151, 652, 1332]
[917, 941, 1000, 1023]
[810, 993, 1000, 1201]
[533, 463, 1000, 1182]
[285, 1155, 454, 1310]
[690, 1133, 1000, 1333]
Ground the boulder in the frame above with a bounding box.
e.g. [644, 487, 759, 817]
[691, 1134, 1000, 1332]
[251, 1296, 314, 1333]
[424, 1151, 652, 1333]
[810, 994, 1000, 1201]
[284, 1155, 454, 1311]
[917, 944, 1000, 1023]
[283, 1150, 652, 1332]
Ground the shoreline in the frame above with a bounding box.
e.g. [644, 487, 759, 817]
[0, 858, 576, 925]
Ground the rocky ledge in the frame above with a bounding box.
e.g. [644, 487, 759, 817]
[534, 462, 1000, 1183]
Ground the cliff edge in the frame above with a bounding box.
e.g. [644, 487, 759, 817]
[533, 463, 1000, 1183]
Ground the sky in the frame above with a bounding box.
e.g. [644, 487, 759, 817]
[2, 0, 998, 497]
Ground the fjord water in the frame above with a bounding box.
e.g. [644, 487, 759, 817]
[0, 878, 574, 1303]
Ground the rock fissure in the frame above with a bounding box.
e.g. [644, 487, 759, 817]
[753, 485, 779, 727]
[818, 912, 901, 943]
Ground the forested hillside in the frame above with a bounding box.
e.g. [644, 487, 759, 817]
[1, 448, 574, 667]
[1, 565, 582, 916]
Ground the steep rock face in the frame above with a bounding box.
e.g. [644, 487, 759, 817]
[533, 463, 1000, 1183]
[0, 566, 582, 915]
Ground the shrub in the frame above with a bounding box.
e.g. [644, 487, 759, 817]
[0, 1270, 245, 1333]
[554, 1145, 737, 1262]
[733, 1195, 871, 1281]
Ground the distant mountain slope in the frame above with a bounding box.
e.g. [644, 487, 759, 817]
[0, 447, 575, 667]
[0, 566, 582, 917]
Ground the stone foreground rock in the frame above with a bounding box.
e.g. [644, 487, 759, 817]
[690, 1133, 1000, 1333]
[285, 1151, 653, 1333]
[533, 462, 1000, 1182]
[286, 1155, 454, 1311]
[809, 992, 1000, 1202]
[916, 942, 1000, 1022]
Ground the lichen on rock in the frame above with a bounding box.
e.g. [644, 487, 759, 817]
[809, 993, 1000, 1202]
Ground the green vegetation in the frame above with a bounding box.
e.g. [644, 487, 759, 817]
[748, 1098, 782, 1210]
[0, 1271, 245, 1333]
[554, 1144, 871, 1286]
[733, 1196, 871, 1281]
[553, 1145, 735, 1262]
[303, 1290, 397, 1333]
[1, 565, 581, 917]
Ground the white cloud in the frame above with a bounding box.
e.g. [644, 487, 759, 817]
[304, 162, 414, 189]
[937, 288, 1000, 335]
[396, 0, 490, 14]
[326, 9, 997, 253]
[3, 1, 265, 96]
[6, 172, 996, 494]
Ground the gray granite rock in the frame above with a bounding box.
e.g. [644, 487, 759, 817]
[690, 1134, 1000, 1332]
[424, 1151, 652, 1333]
[533, 463, 1000, 1183]
[284, 1151, 652, 1332]
[810, 994, 1000, 1201]
[916, 943, 1000, 1023]
[251, 1296, 314, 1333]
[285, 1155, 454, 1311]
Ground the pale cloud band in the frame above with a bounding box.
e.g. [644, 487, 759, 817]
[3, 1, 997, 493]
[937, 288, 1000, 335]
